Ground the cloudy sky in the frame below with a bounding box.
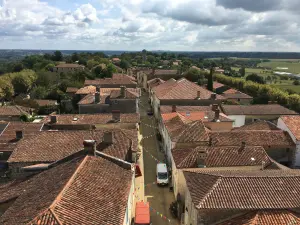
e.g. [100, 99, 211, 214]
[0, 0, 299, 51]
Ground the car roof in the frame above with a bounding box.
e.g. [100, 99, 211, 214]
[157, 163, 168, 172]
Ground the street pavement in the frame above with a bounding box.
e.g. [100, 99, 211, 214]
[139, 92, 179, 225]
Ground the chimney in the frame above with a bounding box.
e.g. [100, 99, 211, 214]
[197, 149, 207, 168]
[213, 109, 220, 122]
[103, 132, 113, 145]
[16, 130, 23, 140]
[197, 91, 201, 100]
[50, 115, 57, 123]
[238, 141, 246, 153]
[95, 92, 100, 104]
[96, 86, 100, 93]
[212, 104, 218, 112]
[261, 161, 266, 170]
[112, 110, 121, 122]
[83, 140, 96, 155]
[172, 105, 176, 112]
[211, 93, 217, 100]
[120, 86, 126, 98]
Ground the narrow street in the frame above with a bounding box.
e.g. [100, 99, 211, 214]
[139, 92, 178, 225]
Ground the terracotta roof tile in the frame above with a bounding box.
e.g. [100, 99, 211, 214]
[42, 113, 139, 124]
[147, 78, 165, 89]
[233, 121, 280, 131]
[0, 122, 43, 152]
[183, 169, 300, 209]
[210, 131, 294, 146]
[221, 104, 298, 115]
[0, 105, 32, 116]
[164, 116, 209, 143]
[172, 145, 271, 169]
[213, 82, 225, 89]
[75, 85, 96, 95]
[8, 130, 138, 163]
[110, 89, 140, 99]
[77, 93, 108, 105]
[1, 155, 133, 225]
[34, 100, 58, 107]
[222, 91, 253, 99]
[222, 88, 237, 94]
[160, 105, 212, 113]
[153, 78, 224, 100]
[84, 74, 137, 86]
[280, 115, 300, 141]
[217, 210, 300, 225]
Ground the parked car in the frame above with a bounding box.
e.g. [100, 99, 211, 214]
[156, 163, 169, 186]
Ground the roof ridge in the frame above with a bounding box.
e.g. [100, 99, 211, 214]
[49, 156, 88, 211]
[26, 208, 62, 225]
[197, 177, 222, 209]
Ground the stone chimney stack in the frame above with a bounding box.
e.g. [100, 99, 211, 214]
[261, 160, 265, 170]
[95, 92, 100, 104]
[103, 132, 113, 145]
[50, 115, 57, 123]
[211, 93, 217, 100]
[238, 141, 246, 153]
[16, 130, 23, 140]
[120, 86, 126, 98]
[172, 105, 176, 112]
[112, 110, 121, 122]
[197, 91, 201, 100]
[83, 140, 96, 155]
[213, 109, 220, 122]
[212, 104, 218, 112]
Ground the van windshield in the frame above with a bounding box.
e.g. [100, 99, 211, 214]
[158, 172, 168, 179]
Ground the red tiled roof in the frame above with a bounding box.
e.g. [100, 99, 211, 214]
[0, 105, 32, 116]
[280, 115, 300, 141]
[110, 89, 140, 99]
[75, 85, 96, 95]
[55, 63, 84, 68]
[221, 104, 298, 115]
[0, 122, 43, 152]
[0, 155, 133, 225]
[213, 82, 225, 89]
[42, 113, 139, 124]
[164, 116, 209, 143]
[222, 91, 253, 99]
[162, 111, 232, 122]
[217, 210, 300, 225]
[153, 78, 224, 100]
[84, 74, 137, 86]
[8, 130, 137, 163]
[77, 93, 108, 105]
[233, 121, 280, 131]
[210, 131, 294, 147]
[147, 78, 165, 89]
[160, 105, 212, 114]
[172, 145, 271, 169]
[65, 87, 79, 93]
[183, 169, 300, 209]
[34, 99, 57, 107]
[223, 88, 238, 94]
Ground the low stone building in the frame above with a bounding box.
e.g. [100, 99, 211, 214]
[7, 129, 138, 178]
[53, 63, 85, 73]
[278, 115, 300, 168]
[0, 105, 33, 121]
[221, 104, 298, 127]
[0, 148, 135, 225]
[151, 78, 225, 119]
[183, 169, 300, 225]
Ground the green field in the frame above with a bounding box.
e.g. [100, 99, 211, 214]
[231, 67, 272, 77]
[258, 60, 300, 74]
[271, 84, 300, 94]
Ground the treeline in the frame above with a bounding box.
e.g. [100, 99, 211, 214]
[214, 74, 300, 112]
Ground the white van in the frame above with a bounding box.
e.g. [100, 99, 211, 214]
[156, 163, 169, 186]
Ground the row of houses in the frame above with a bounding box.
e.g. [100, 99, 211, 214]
[143, 74, 300, 224]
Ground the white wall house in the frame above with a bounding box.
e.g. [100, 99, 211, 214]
[277, 116, 300, 168]
[227, 115, 246, 127]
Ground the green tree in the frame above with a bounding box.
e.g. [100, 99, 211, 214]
[87, 59, 98, 69]
[185, 68, 200, 82]
[293, 80, 300, 85]
[239, 67, 246, 76]
[31, 86, 48, 99]
[207, 68, 214, 91]
[71, 53, 79, 62]
[52, 51, 63, 61]
[120, 59, 130, 72]
[0, 78, 14, 100]
[246, 73, 265, 84]
[11, 70, 37, 94]
[12, 63, 24, 72]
